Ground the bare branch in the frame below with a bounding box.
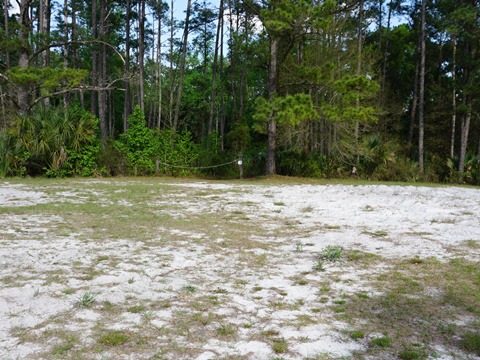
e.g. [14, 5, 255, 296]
[29, 40, 126, 66]
[29, 78, 126, 110]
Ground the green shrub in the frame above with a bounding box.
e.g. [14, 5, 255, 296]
[116, 106, 158, 175]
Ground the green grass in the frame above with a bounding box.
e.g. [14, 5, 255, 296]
[370, 336, 391, 348]
[97, 330, 130, 346]
[271, 338, 288, 354]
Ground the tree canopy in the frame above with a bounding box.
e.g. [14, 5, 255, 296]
[0, 0, 479, 183]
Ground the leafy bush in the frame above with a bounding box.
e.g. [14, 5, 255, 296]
[0, 132, 29, 177]
[156, 129, 198, 176]
[6, 106, 101, 177]
[116, 106, 158, 175]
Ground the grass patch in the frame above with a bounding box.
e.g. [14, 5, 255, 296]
[370, 336, 391, 348]
[319, 245, 343, 262]
[127, 305, 146, 313]
[271, 338, 288, 354]
[350, 330, 365, 340]
[97, 330, 130, 346]
[461, 332, 480, 356]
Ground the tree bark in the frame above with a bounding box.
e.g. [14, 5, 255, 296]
[208, 0, 224, 133]
[450, 35, 456, 159]
[124, 0, 131, 132]
[173, 0, 192, 131]
[458, 103, 472, 182]
[98, 0, 108, 143]
[139, 0, 146, 112]
[418, 0, 426, 174]
[266, 36, 279, 175]
[39, 0, 50, 107]
[157, 9, 163, 130]
[18, 0, 33, 116]
[3, 0, 10, 68]
[90, 0, 98, 115]
[62, 0, 69, 110]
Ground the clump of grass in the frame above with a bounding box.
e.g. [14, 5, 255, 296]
[51, 334, 79, 356]
[261, 329, 280, 337]
[294, 242, 304, 253]
[398, 346, 428, 360]
[216, 324, 236, 337]
[127, 305, 146, 313]
[370, 336, 391, 348]
[461, 332, 480, 356]
[313, 260, 325, 272]
[182, 285, 196, 293]
[97, 330, 129, 346]
[319, 245, 344, 262]
[76, 292, 95, 307]
[350, 330, 365, 340]
[271, 338, 288, 354]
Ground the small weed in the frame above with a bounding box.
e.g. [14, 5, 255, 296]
[253, 286, 263, 292]
[301, 206, 314, 213]
[182, 285, 196, 293]
[370, 336, 391, 348]
[96, 255, 109, 262]
[128, 277, 135, 284]
[319, 245, 344, 262]
[274, 202, 285, 206]
[294, 242, 304, 253]
[216, 324, 236, 337]
[97, 330, 129, 346]
[333, 299, 346, 305]
[102, 301, 114, 310]
[76, 292, 95, 307]
[271, 338, 288, 354]
[314, 260, 325, 272]
[355, 292, 369, 299]
[297, 279, 308, 286]
[350, 330, 365, 340]
[262, 329, 281, 337]
[63, 288, 75, 295]
[331, 306, 346, 313]
[127, 305, 146, 313]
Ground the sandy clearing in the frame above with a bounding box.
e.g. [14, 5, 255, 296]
[0, 180, 479, 359]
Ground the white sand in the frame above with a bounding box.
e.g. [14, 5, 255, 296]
[0, 181, 479, 359]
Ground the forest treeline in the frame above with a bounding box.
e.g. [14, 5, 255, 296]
[0, 0, 479, 183]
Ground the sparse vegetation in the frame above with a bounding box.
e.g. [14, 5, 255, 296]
[97, 330, 130, 346]
[76, 292, 95, 307]
[1, 179, 479, 360]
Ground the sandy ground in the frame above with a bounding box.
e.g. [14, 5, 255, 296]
[0, 180, 479, 360]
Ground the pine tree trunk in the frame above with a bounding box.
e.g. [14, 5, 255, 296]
[381, 0, 393, 101]
[139, 0, 146, 111]
[98, 0, 108, 143]
[208, 0, 224, 133]
[266, 35, 279, 175]
[157, 12, 162, 130]
[450, 35, 457, 159]
[18, 0, 32, 116]
[418, 0, 426, 174]
[124, 0, 131, 132]
[3, 0, 10, 69]
[168, 0, 174, 128]
[62, 0, 69, 110]
[91, 0, 98, 116]
[173, 0, 191, 131]
[238, 10, 249, 119]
